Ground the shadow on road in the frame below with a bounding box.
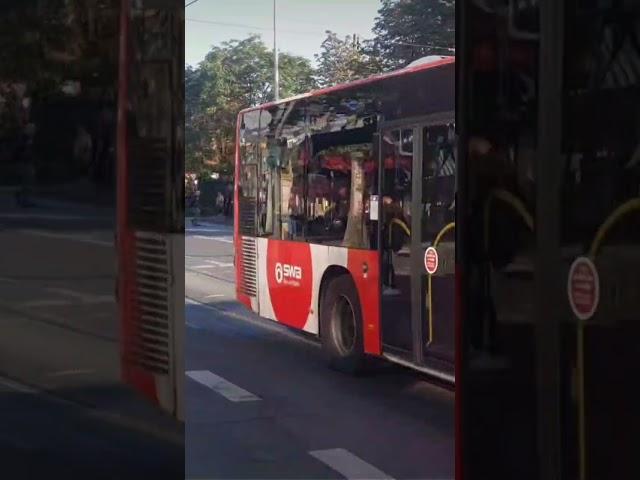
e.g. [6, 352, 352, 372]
[186, 298, 454, 433]
[0, 382, 183, 479]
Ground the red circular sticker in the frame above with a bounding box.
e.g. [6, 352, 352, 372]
[424, 247, 438, 275]
[267, 240, 313, 329]
[568, 256, 600, 321]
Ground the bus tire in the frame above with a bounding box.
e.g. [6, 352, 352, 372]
[320, 274, 366, 374]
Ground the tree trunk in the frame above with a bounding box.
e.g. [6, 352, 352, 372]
[343, 151, 367, 248]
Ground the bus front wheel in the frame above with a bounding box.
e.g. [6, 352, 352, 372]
[320, 274, 366, 374]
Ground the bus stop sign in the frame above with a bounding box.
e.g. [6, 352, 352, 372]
[568, 256, 600, 321]
[424, 247, 438, 275]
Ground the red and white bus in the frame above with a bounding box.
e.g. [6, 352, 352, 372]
[116, 0, 184, 420]
[234, 57, 456, 381]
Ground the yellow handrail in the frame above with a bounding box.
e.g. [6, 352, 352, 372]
[426, 222, 456, 345]
[483, 188, 534, 249]
[425, 189, 533, 349]
[576, 196, 640, 480]
[388, 217, 411, 245]
[589, 198, 640, 257]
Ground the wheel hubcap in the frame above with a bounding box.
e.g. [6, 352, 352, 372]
[332, 295, 356, 354]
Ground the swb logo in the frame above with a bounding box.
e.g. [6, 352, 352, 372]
[275, 262, 302, 285]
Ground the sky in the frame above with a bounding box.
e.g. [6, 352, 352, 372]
[185, 0, 381, 67]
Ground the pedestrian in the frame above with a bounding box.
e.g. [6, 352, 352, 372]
[224, 182, 233, 217]
[15, 122, 37, 207]
[216, 191, 224, 215]
[73, 124, 93, 179]
[191, 189, 201, 226]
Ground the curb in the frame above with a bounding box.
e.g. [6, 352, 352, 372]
[186, 216, 233, 226]
[0, 373, 184, 445]
[31, 196, 115, 213]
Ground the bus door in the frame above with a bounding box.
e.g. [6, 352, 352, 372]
[379, 120, 455, 379]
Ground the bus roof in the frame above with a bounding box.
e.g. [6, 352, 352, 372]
[239, 56, 454, 115]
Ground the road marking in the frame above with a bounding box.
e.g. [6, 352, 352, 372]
[46, 288, 114, 304]
[191, 260, 233, 269]
[186, 370, 260, 402]
[18, 288, 115, 308]
[186, 227, 229, 233]
[20, 299, 72, 308]
[309, 448, 394, 480]
[184, 296, 318, 347]
[205, 259, 234, 267]
[0, 377, 37, 393]
[19, 229, 113, 247]
[48, 369, 95, 377]
[192, 235, 233, 243]
[0, 376, 182, 445]
[203, 294, 225, 299]
[0, 213, 97, 221]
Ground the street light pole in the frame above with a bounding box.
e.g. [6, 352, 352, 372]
[273, 0, 279, 101]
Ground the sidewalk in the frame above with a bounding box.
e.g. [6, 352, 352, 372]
[33, 178, 115, 209]
[187, 214, 233, 226]
[1, 179, 114, 216]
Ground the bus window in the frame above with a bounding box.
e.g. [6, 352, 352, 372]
[259, 101, 307, 241]
[306, 91, 378, 249]
[422, 124, 456, 242]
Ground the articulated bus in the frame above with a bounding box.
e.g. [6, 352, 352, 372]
[234, 57, 457, 381]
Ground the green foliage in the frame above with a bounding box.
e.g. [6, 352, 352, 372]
[186, 0, 455, 174]
[185, 35, 316, 175]
[372, 0, 455, 69]
[0, 0, 119, 94]
[314, 31, 384, 87]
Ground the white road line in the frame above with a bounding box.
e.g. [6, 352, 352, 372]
[0, 375, 182, 444]
[190, 260, 233, 268]
[184, 296, 319, 347]
[0, 377, 37, 393]
[0, 213, 96, 221]
[192, 235, 233, 243]
[203, 294, 225, 299]
[46, 288, 114, 304]
[309, 448, 394, 480]
[20, 299, 72, 308]
[186, 370, 260, 402]
[205, 259, 234, 267]
[19, 229, 113, 247]
[48, 369, 95, 377]
[186, 227, 228, 233]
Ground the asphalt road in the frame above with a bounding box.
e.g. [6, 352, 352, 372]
[0, 192, 183, 478]
[185, 222, 454, 479]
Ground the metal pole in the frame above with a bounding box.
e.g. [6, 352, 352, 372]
[536, 1, 564, 479]
[273, 0, 279, 101]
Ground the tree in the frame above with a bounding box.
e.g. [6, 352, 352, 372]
[372, 0, 455, 69]
[185, 35, 316, 175]
[314, 31, 383, 87]
[343, 147, 368, 248]
[0, 0, 119, 95]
